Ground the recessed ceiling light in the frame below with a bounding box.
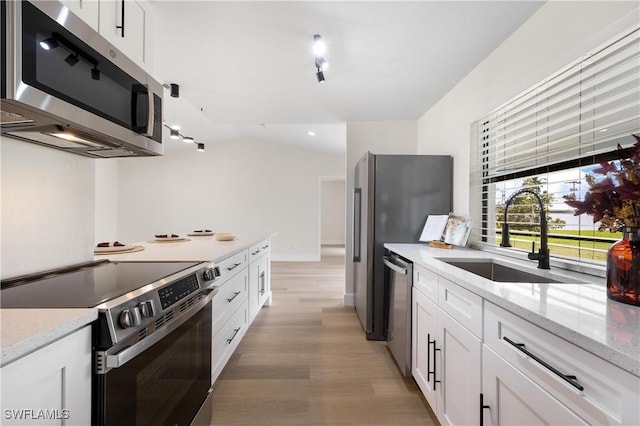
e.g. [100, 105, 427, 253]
[308, 131, 316, 136]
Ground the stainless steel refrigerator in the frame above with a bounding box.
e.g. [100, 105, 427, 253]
[352, 152, 452, 340]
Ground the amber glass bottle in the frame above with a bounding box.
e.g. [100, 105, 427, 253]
[606, 227, 640, 306]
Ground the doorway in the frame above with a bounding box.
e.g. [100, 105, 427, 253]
[319, 177, 346, 256]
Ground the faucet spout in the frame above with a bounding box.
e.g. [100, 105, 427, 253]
[500, 188, 550, 269]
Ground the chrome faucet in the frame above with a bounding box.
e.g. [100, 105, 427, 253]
[500, 188, 550, 269]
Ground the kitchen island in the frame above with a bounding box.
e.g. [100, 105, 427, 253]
[1, 233, 274, 365]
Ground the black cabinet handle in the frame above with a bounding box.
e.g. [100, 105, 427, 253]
[227, 262, 241, 271]
[479, 393, 490, 426]
[426, 333, 432, 383]
[503, 336, 584, 391]
[226, 291, 241, 303]
[116, 0, 125, 37]
[427, 335, 441, 391]
[226, 327, 241, 344]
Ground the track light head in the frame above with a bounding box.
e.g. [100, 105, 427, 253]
[169, 128, 180, 139]
[91, 67, 100, 81]
[316, 70, 325, 83]
[313, 34, 326, 56]
[39, 37, 59, 50]
[197, 143, 205, 152]
[182, 136, 194, 143]
[315, 57, 328, 71]
[170, 83, 179, 98]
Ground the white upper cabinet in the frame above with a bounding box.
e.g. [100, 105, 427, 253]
[99, 0, 148, 68]
[60, 0, 100, 30]
[60, 0, 152, 70]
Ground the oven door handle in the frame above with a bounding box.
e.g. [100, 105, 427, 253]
[103, 289, 216, 370]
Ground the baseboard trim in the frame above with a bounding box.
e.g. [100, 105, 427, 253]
[343, 293, 355, 307]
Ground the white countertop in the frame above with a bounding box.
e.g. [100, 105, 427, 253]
[1, 308, 98, 367]
[385, 243, 640, 378]
[96, 233, 274, 262]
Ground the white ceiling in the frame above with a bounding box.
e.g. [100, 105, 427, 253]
[151, 1, 544, 154]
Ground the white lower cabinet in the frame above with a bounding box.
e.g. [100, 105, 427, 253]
[484, 301, 640, 425]
[412, 263, 640, 426]
[412, 272, 482, 425]
[212, 297, 248, 383]
[248, 239, 271, 322]
[412, 287, 438, 408]
[0, 326, 92, 426]
[437, 309, 481, 426]
[482, 345, 587, 425]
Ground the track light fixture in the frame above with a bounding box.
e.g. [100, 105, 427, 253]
[313, 34, 328, 83]
[197, 143, 205, 152]
[169, 128, 180, 139]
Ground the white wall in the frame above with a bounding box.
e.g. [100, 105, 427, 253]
[94, 160, 119, 243]
[344, 120, 418, 305]
[417, 1, 640, 215]
[1, 138, 95, 278]
[321, 178, 346, 245]
[113, 136, 344, 261]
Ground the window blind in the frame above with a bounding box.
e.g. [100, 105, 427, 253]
[470, 26, 640, 259]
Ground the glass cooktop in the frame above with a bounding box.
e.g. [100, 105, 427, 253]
[0, 261, 202, 308]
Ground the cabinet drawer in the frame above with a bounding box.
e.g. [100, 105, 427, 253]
[212, 268, 248, 331]
[249, 239, 271, 261]
[414, 264, 438, 302]
[212, 303, 248, 383]
[437, 276, 483, 338]
[484, 302, 639, 425]
[216, 249, 248, 282]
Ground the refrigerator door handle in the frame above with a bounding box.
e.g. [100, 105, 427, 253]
[353, 188, 362, 262]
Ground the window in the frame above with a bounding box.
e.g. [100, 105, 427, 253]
[470, 27, 640, 265]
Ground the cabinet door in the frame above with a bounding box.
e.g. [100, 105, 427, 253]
[412, 287, 438, 410]
[248, 259, 261, 322]
[1, 326, 92, 425]
[257, 253, 270, 307]
[482, 345, 587, 426]
[60, 0, 99, 29]
[436, 310, 481, 426]
[99, 0, 146, 65]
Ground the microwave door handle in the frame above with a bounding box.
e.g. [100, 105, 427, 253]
[131, 84, 153, 136]
[145, 86, 154, 137]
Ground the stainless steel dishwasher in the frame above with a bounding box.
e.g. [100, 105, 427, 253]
[384, 250, 413, 376]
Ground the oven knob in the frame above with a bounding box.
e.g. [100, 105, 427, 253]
[203, 268, 216, 281]
[119, 310, 133, 328]
[139, 300, 154, 318]
[119, 308, 142, 328]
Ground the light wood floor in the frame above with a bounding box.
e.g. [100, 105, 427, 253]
[210, 246, 438, 425]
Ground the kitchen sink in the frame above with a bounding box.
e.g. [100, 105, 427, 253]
[436, 258, 581, 283]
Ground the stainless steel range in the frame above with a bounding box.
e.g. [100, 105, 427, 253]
[1, 259, 220, 426]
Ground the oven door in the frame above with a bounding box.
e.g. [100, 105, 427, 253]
[94, 297, 213, 426]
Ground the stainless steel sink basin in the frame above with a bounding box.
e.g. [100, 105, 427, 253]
[436, 258, 579, 283]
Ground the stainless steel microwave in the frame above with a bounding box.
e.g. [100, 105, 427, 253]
[1, 0, 163, 158]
